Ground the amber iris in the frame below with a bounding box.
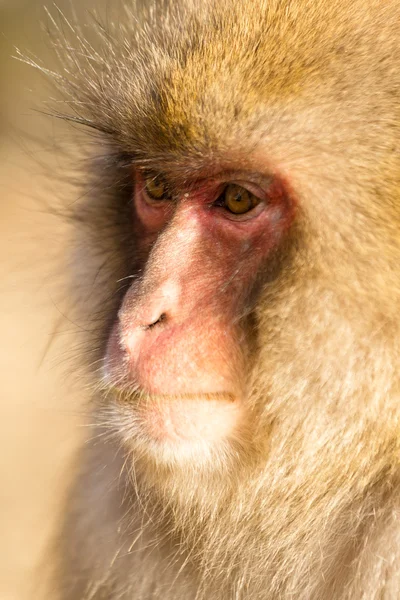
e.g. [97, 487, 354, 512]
[223, 184, 259, 215]
[144, 174, 169, 200]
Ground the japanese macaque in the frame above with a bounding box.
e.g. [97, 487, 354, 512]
[49, 0, 400, 598]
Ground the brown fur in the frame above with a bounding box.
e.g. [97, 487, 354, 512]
[45, 0, 400, 598]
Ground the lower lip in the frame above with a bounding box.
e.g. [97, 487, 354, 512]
[139, 394, 242, 445]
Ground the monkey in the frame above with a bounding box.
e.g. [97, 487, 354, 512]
[43, 0, 400, 598]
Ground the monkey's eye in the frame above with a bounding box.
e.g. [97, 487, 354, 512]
[144, 174, 170, 202]
[218, 184, 260, 215]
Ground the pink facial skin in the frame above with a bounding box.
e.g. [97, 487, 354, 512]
[105, 169, 294, 446]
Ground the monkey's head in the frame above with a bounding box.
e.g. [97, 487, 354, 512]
[56, 0, 400, 488]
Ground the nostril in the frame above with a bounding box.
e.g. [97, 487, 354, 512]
[143, 312, 167, 330]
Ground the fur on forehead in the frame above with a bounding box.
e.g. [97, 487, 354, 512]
[50, 0, 399, 171]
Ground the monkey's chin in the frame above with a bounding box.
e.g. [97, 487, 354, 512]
[108, 388, 244, 466]
[143, 393, 240, 442]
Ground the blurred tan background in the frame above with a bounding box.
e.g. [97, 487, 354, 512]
[0, 2, 107, 598]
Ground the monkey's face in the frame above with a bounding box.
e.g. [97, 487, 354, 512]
[60, 0, 400, 484]
[102, 167, 294, 465]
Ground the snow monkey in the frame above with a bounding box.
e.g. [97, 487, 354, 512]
[48, 0, 400, 598]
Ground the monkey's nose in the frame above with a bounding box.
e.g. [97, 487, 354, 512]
[120, 278, 181, 335]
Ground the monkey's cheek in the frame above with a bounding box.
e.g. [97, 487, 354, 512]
[103, 321, 129, 381]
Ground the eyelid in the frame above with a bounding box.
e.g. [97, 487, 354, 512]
[225, 180, 268, 201]
[143, 191, 172, 205]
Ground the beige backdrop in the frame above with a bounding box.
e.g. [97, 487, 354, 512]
[0, 2, 106, 598]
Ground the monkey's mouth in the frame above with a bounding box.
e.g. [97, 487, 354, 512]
[103, 321, 245, 450]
